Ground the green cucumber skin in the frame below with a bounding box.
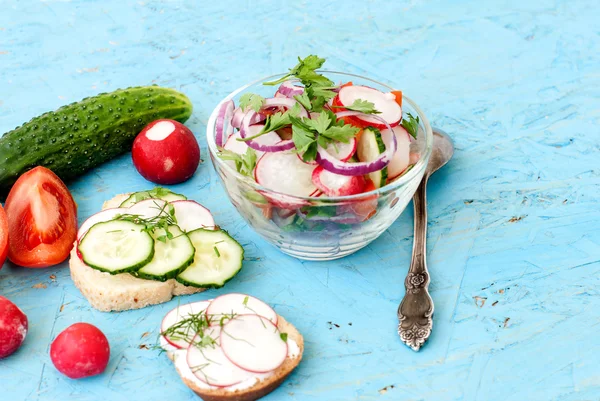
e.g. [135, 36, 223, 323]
[133, 255, 194, 282]
[175, 271, 242, 289]
[0, 86, 193, 199]
[133, 228, 196, 282]
[118, 190, 187, 208]
[78, 221, 155, 275]
[361, 127, 388, 188]
[175, 229, 244, 289]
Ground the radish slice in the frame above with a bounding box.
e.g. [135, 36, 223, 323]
[161, 301, 212, 349]
[206, 293, 278, 325]
[77, 208, 128, 240]
[220, 315, 288, 373]
[315, 111, 396, 176]
[325, 138, 357, 162]
[187, 326, 254, 387]
[223, 131, 249, 155]
[409, 152, 420, 165]
[337, 85, 402, 128]
[239, 98, 308, 153]
[255, 152, 317, 198]
[224, 129, 282, 159]
[127, 198, 170, 219]
[170, 200, 215, 231]
[312, 166, 366, 197]
[386, 126, 412, 180]
[215, 100, 234, 147]
[275, 81, 304, 98]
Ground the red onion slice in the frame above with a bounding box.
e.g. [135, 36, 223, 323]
[275, 81, 304, 98]
[315, 111, 398, 176]
[231, 106, 266, 129]
[215, 100, 234, 147]
[238, 98, 308, 153]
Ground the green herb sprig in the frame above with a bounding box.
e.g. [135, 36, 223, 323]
[332, 98, 380, 114]
[401, 112, 420, 139]
[217, 147, 257, 177]
[116, 200, 178, 242]
[290, 110, 359, 162]
[239, 93, 265, 112]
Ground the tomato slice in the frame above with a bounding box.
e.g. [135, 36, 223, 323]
[0, 205, 7, 268]
[5, 167, 77, 268]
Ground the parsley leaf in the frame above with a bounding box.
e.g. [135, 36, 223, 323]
[401, 112, 420, 139]
[306, 86, 337, 112]
[264, 55, 331, 87]
[239, 104, 303, 141]
[309, 86, 337, 100]
[333, 98, 381, 114]
[291, 124, 316, 154]
[261, 111, 290, 135]
[303, 142, 318, 162]
[218, 147, 257, 177]
[303, 111, 331, 134]
[280, 333, 288, 342]
[239, 93, 265, 112]
[322, 124, 359, 143]
[293, 92, 312, 111]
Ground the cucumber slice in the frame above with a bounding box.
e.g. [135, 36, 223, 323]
[78, 220, 154, 274]
[357, 127, 388, 188]
[119, 188, 186, 207]
[134, 225, 195, 281]
[176, 229, 244, 288]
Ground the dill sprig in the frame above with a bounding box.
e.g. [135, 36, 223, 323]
[116, 200, 179, 242]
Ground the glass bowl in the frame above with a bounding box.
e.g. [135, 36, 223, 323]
[206, 72, 433, 261]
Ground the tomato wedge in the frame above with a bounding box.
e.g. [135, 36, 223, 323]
[0, 205, 8, 268]
[5, 167, 77, 267]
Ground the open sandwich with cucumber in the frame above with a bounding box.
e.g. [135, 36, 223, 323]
[72, 187, 245, 312]
[159, 293, 303, 401]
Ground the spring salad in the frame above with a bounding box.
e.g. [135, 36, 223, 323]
[215, 55, 419, 227]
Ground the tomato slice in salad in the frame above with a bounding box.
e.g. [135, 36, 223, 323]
[5, 167, 77, 268]
[0, 205, 8, 268]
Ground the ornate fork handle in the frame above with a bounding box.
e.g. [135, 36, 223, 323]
[397, 175, 434, 351]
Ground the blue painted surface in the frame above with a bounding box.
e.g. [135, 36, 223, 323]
[1, 0, 599, 400]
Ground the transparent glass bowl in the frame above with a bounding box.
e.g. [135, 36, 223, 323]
[207, 72, 433, 261]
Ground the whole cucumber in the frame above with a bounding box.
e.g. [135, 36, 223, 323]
[0, 86, 193, 199]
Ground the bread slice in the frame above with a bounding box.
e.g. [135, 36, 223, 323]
[172, 315, 303, 401]
[69, 193, 205, 312]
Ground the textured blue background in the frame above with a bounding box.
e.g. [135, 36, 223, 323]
[1, 0, 599, 400]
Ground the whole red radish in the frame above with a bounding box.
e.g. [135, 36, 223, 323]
[0, 205, 7, 268]
[50, 323, 110, 379]
[0, 296, 28, 359]
[132, 119, 200, 184]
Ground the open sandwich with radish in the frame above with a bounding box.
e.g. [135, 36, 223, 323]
[71, 187, 245, 312]
[216, 55, 419, 199]
[159, 293, 303, 401]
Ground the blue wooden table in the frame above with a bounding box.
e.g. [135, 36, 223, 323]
[1, 1, 599, 400]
